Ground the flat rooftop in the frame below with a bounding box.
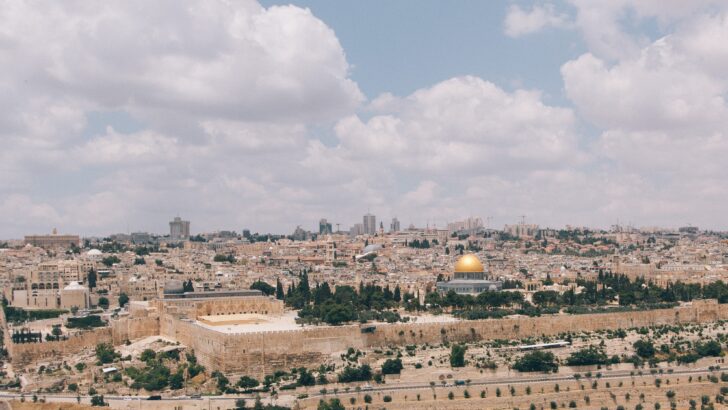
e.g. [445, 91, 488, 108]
[194, 311, 461, 334]
[195, 311, 303, 334]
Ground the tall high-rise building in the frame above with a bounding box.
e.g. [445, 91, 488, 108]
[319, 218, 333, 235]
[349, 223, 364, 237]
[447, 217, 484, 233]
[390, 217, 401, 232]
[503, 222, 539, 238]
[169, 216, 190, 240]
[363, 213, 376, 235]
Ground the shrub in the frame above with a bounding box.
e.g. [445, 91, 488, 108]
[566, 346, 608, 366]
[381, 358, 403, 375]
[337, 365, 372, 383]
[450, 344, 467, 367]
[513, 351, 558, 373]
[633, 340, 655, 358]
[95, 343, 119, 364]
[90, 395, 106, 407]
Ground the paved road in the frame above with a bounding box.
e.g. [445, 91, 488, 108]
[306, 366, 717, 398]
[0, 366, 717, 403]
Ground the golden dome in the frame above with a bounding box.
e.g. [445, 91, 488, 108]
[454, 254, 484, 273]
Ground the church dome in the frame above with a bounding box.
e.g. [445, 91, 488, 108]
[454, 254, 484, 273]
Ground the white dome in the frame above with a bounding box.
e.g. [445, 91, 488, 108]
[64, 281, 87, 291]
[87, 249, 103, 256]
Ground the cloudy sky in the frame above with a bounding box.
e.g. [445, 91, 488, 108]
[1, 0, 728, 238]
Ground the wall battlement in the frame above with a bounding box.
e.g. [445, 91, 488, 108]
[4, 298, 725, 376]
[166, 299, 727, 377]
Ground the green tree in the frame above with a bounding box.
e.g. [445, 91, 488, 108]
[513, 351, 558, 373]
[276, 279, 285, 300]
[51, 325, 63, 340]
[250, 280, 275, 296]
[95, 343, 118, 364]
[169, 372, 184, 390]
[381, 358, 404, 375]
[296, 369, 315, 387]
[337, 365, 372, 383]
[318, 398, 345, 410]
[238, 375, 260, 389]
[633, 340, 656, 358]
[98, 297, 109, 309]
[87, 269, 97, 289]
[450, 344, 467, 367]
[90, 395, 106, 406]
[140, 349, 156, 363]
[566, 346, 608, 366]
[214, 371, 229, 392]
[695, 340, 722, 357]
[118, 292, 129, 307]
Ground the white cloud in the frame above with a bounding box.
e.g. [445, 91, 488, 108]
[3, 1, 728, 236]
[332, 76, 583, 173]
[504, 3, 570, 37]
[0, 1, 362, 126]
[559, 7, 728, 228]
[567, 0, 728, 61]
[0, 0, 365, 237]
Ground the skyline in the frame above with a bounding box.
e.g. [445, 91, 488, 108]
[3, 0, 728, 237]
[7, 212, 707, 240]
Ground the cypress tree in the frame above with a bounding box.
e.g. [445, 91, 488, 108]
[276, 279, 284, 300]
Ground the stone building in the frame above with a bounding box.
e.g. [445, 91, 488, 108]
[60, 281, 89, 309]
[436, 254, 502, 295]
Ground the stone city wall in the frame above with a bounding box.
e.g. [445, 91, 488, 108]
[4, 315, 159, 367]
[110, 315, 160, 345]
[170, 299, 726, 377]
[5, 299, 725, 374]
[7, 327, 113, 367]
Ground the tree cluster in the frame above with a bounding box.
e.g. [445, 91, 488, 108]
[513, 351, 558, 373]
[284, 270, 409, 325]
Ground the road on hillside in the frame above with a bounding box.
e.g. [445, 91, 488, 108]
[0, 366, 717, 403]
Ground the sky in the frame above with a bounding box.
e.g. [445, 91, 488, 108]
[1, 0, 728, 238]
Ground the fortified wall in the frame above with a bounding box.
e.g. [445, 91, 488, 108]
[4, 295, 726, 375]
[1, 299, 160, 367]
[166, 299, 727, 377]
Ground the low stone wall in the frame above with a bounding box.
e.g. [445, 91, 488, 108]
[7, 327, 113, 366]
[5, 315, 159, 367]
